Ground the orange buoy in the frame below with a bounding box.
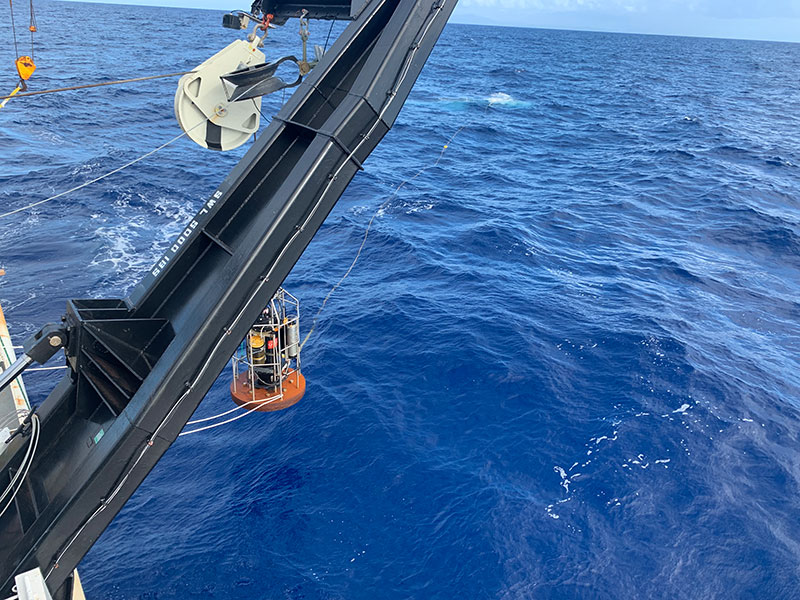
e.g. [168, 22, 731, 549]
[230, 369, 305, 412]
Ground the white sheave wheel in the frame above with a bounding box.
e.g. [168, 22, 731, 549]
[175, 39, 265, 151]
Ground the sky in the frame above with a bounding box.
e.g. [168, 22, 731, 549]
[451, 0, 800, 42]
[67, 0, 800, 43]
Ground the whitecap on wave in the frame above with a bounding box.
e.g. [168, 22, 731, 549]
[432, 92, 531, 110]
[486, 92, 531, 108]
[87, 190, 199, 295]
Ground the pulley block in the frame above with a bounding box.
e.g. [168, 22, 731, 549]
[174, 39, 265, 151]
[15, 56, 35, 81]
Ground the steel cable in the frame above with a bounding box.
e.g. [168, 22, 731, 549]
[0, 414, 40, 520]
[0, 70, 194, 100]
[7, 0, 19, 60]
[300, 102, 491, 350]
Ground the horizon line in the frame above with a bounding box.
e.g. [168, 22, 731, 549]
[54, 0, 800, 45]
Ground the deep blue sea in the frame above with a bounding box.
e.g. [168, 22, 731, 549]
[1, 1, 800, 598]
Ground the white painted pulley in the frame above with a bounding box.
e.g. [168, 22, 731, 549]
[175, 39, 265, 151]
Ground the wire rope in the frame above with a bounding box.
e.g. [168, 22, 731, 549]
[7, 0, 19, 59]
[0, 414, 39, 520]
[300, 103, 490, 350]
[179, 396, 284, 436]
[323, 18, 335, 52]
[185, 389, 280, 426]
[0, 70, 194, 100]
[27, 0, 35, 59]
[0, 408, 30, 430]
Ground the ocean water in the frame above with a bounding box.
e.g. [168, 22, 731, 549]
[1, 2, 800, 598]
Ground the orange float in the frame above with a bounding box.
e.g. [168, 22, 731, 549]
[230, 369, 305, 412]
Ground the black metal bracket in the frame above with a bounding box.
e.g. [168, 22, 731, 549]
[4, 407, 37, 445]
[64, 300, 174, 420]
[0, 324, 66, 398]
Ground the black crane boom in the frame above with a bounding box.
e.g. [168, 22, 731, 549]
[0, 0, 456, 593]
